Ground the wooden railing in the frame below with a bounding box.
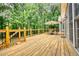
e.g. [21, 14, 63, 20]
[0, 26, 48, 48]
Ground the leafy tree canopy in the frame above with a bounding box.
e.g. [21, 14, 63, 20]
[0, 3, 60, 29]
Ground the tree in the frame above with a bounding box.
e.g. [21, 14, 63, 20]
[0, 3, 60, 29]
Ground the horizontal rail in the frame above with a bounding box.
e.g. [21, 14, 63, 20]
[0, 30, 6, 32]
[0, 29, 49, 33]
[9, 29, 24, 32]
[0, 26, 58, 49]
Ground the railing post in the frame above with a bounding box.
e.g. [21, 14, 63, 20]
[42, 29, 43, 33]
[43, 29, 45, 33]
[43, 29, 44, 33]
[18, 27, 21, 42]
[24, 27, 26, 42]
[38, 29, 40, 34]
[30, 29, 32, 36]
[46, 29, 47, 32]
[47, 29, 48, 32]
[5, 26, 10, 48]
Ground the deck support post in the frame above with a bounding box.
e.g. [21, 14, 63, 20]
[5, 26, 10, 48]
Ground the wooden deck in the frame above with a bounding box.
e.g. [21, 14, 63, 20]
[0, 34, 78, 56]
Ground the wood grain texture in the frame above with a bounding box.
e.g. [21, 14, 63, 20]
[0, 34, 78, 56]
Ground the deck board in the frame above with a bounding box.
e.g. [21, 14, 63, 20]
[56, 38, 61, 56]
[63, 38, 69, 56]
[0, 34, 78, 56]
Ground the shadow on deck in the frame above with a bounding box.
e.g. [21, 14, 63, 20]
[0, 34, 78, 56]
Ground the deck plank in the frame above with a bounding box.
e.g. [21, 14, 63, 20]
[65, 39, 78, 56]
[56, 38, 61, 56]
[52, 39, 59, 56]
[41, 37, 56, 56]
[60, 38, 64, 56]
[0, 34, 78, 56]
[63, 39, 70, 56]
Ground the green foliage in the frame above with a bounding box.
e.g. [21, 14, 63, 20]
[0, 3, 60, 29]
[49, 24, 59, 29]
[0, 16, 6, 29]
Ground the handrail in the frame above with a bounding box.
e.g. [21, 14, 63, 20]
[0, 30, 6, 32]
[0, 27, 49, 48]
